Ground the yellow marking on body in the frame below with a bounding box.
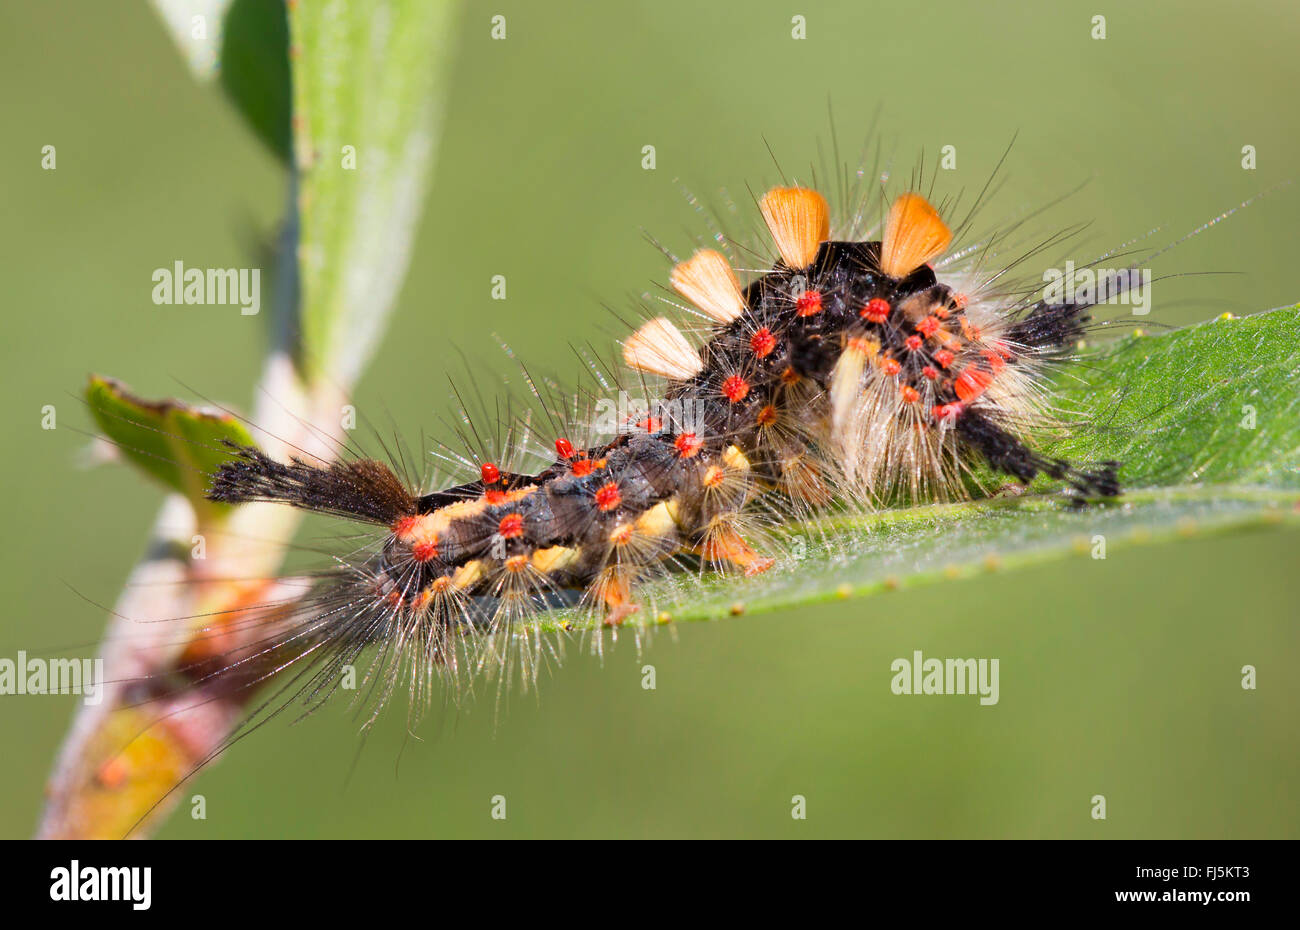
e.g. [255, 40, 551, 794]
[408, 485, 540, 540]
[635, 500, 679, 537]
[532, 545, 578, 574]
[393, 512, 440, 549]
[721, 444, 750, 472]
[451, 560, 484, 589]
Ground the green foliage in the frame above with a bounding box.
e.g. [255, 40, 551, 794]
[85, 375, 256, 526]
[218, 0, 292, 163]
[288, 0, 462, 383]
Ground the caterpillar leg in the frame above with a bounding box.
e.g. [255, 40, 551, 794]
[593, 569, 641, 626]
[693, 522, 776, 576]
[955, 407, 1119, 500]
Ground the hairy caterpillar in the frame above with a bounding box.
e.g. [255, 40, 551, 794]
[193, 178, 1123, 717]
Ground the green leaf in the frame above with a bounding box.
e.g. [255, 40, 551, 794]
[288, 0, 463, 384]
[540, 306, 1300, 631]
[148, 0, 235, 78]
[218, 0, 292, 163]
[149, 0, 292, 163]
[85, 375, 257, 525]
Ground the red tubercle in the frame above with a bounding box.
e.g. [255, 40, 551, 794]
[750, 327, 776, 358]
[411, 540, 439, 563]
[676, 434, 707, 460]
[571, 456, 595, 477]
[721, 374, 750, 403]
[915, 316, 940, 338]
[879, 357, 901, 377]
[795, 290, 823, 317]
[905, 335, 923, 352]
[555, 437, 574, 459]
[674, 432, 703, 458]
[933, 349, 955, 369]
[594, 482, 622, 512]
[982, 349, 1006, 373]
[498, 513, 524, 539]
[480, 462, 501, 485]
[932, 402, 964, 421]
[900, 385, 921, 404]
[861, 298, 891, 324]
[922, 365, 940, 380]
[484, 488, 506, 505]
[954, 366, 994, 403]
[391, 515, 419, 538]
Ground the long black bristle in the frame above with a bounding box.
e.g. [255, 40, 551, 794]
[207, 443, 416, 525]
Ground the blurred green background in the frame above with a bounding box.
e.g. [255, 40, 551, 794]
[2, 0, 1298, 838]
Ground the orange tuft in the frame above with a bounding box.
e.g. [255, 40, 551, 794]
[759, 186, 830, 270]
[670, 249, 746, 323]
[623, 317, 703, 380]
[880, 193, 952, 279]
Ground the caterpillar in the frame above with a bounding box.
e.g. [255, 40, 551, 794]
[198, 181, 1121, 709]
